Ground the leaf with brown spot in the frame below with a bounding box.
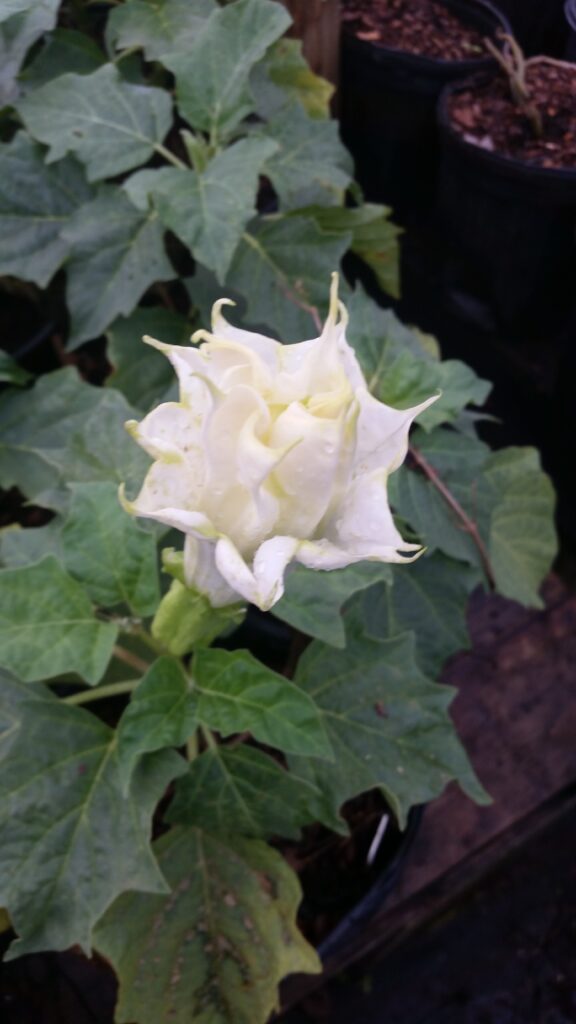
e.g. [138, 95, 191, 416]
[94, 826, 320, 1024]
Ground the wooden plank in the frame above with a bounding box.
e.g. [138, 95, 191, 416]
[280, 0, 341, 86]
[279, 575, 576, 1012]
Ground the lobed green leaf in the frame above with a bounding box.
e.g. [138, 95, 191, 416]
[94, 826, 320, 1024]
[0, 685, 185, 958]
[193, 647, 332, 759]
[0, 556, 118, 684]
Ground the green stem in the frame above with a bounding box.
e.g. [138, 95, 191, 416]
[201, 724, 218, 751]
[112, 45, 141, 65]
[63, 680, 139, 706]
[186, 731, 199, 761]
[153, 142, 187, 169]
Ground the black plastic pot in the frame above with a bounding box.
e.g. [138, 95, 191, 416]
[316, 804, 423, 965]
[495, 0, 568, 55]
[340, 0, 511, 220]
[436, 75, 576, 339]
[566, 0, 576, 60]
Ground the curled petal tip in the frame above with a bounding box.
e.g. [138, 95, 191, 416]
[142, 334, 170, 353]
[211, 297, 236, 330]
[118, 482, 134, 515]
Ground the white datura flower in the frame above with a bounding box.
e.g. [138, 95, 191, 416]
[121, 276, 437, 612]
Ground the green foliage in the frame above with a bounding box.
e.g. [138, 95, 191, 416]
[290, 610, 490, 828]
[106, 306, 190, 411]
[225, 214, 351, 339]
[0, 0, 59, 105]
[62, 481, 160, 615]
[94, 826, 320, 1024]
[126, 136, 279, 281]
[106, 0, 216, 61]
[0, 368, 149, 508]
[18, 64, 173, 181]
[0, 556, 118, 683]
[0, 680, 185, 958]
[164, 0, 291, 143]
[64, 188, 174, 347]
[19, 27, 105, 89]
[0, 132, 94, 287]
[0, 2, 559, 1019]
[275, 561, 393, 647]
[252, 37, 334, 119]
[168, 745, 318, 839]
[117, 657, 197, 791]
[362, 554, 480, 676]
[260, 103, 352, 210]
[192, 648, 332, 759]
[152, 579, 245, 654]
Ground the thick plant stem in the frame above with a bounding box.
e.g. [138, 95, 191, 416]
[63, 680, 139, 706]
[409, 443, 496, 589]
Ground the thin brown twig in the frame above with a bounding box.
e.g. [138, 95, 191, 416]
[408, 443, 496, 589]
[113, 645, 151, 674]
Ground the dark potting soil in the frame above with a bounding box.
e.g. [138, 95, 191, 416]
[448, 61, 576, 168]
[341, 0, 487, 60]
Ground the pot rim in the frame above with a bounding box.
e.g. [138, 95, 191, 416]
[437, 72, 576, 183]
[342, 0, 512, 72]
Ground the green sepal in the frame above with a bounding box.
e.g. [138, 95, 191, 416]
[152, 565, 245, 655]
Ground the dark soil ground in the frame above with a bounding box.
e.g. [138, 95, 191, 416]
[449, 61, 576, 168]
[283, 797, 576, 1023]
[342, 0, 487, 60]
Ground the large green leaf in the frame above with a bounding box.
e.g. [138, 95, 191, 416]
[391, 427, 492, 567]
[0, 132, 93, 288]
[346, 288, 491, 426]
[19, 27, 106, 91]
[106, 306, 189, 411]
[482, 447, 558, 608]
[17, 64, 173, 181]
[125, 137, 278, 281]
[94, 826, 320, 1024]
[107, 0, 216, 61]
[0, 1, 39, 20]
[117, 657, 197, 791]
[251, 37, 333, 120]
[274, 561, 393, 648]
[0, 556, 118, 684]
[0, 521, 63, 568]
[0, 686, 185, 959]
[290, 612, 489, 827]
[63, 188, 174, 347]
[259, 104, 352, 210]
[394, 430, 557, 605]
[164, 0, 291, 143]
[193, 647, 332, 759]
[300, 204, 402, 300]
[361, 554, 480, 676]
[62, 481, 160, 615]
[225, 214, 351, 340]
[168, 744, 319, 839]
[0, 0, 59, 104]
[0, 367, 150, 510]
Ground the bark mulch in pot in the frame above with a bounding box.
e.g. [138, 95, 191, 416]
[341, 0, 487, 60]
[448, 60, 576, 168]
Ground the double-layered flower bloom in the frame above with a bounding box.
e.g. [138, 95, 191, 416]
[122, 277, 436, 611]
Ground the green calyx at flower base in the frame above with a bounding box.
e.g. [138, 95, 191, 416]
[121, 274, 438, 614]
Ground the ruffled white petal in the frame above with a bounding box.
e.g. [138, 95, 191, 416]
[183, 535, 238, 607]
[123, 275, 438, 610]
